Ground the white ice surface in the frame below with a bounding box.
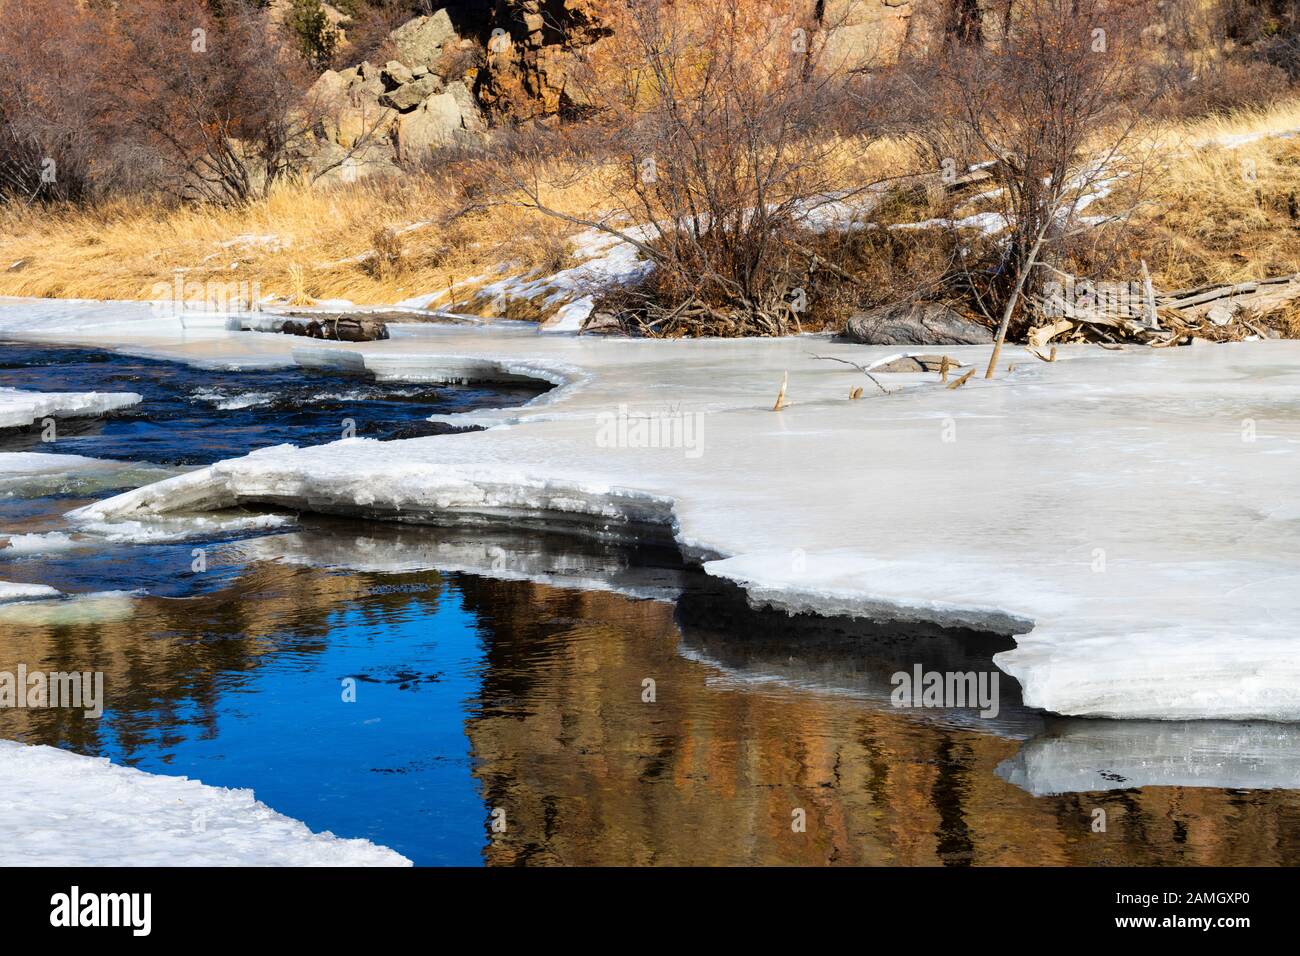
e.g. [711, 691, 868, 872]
[0, 452, 115, 475]
[4, 297, 1300, 720]
[0, 580, 60, 602]
[0, 741, 410, 866]
[0, 387, 141, 429]
[0, 451, 168, 488]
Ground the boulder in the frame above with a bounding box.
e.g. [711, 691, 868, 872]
[389, 10, 459, 71]
[307, 139, 400, 186]
[380, 74, 444, 112]
[820, 0, 915, 73]
[309, 65, 395, 149]
[838, 302, 993, 345]
[395, 92, 469, 162]
[444, 80, 486, 133]
[351, 62, 386, 98]
[381, 60, 415, 88]
[309, 68, 350, 105]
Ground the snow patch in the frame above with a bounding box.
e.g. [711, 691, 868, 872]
[0, 740, 409, 866]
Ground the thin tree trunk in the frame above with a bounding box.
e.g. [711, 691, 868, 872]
[984, 220, 1052, 379]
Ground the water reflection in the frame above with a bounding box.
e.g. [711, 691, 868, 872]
[3, 520, 1299, 866]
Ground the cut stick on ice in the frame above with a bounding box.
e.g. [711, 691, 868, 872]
[947, 369, 975, 389]
[773, 371, 787, 411]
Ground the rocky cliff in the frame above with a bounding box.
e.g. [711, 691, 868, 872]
[305, 0, 963, 178]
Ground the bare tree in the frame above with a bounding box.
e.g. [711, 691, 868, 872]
[101, 0, 327, 204]
[490, 0, 887, 335]
[925, 0, 1164, 373]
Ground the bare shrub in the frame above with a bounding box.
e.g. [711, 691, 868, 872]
[0, 0, 104, 202]
[492, 0, 889, 335]
[0, 0, 328, 205]
[914, 0, 1167, 370]
[105, 0, 326, 203]
[367, 225, 405, 279]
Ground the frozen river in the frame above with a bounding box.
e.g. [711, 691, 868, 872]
[2, 298, 1300, 864]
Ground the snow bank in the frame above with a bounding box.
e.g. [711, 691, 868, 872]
[0, 741, 410, 866]
[4, 297, 1300, 721]
[0, 387, 140, 429]
[467, 227, 655, 333]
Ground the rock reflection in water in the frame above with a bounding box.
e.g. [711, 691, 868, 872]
[2, 521, 1299, 865]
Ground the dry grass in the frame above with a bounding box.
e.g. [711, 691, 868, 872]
[1097, 100, 1300, 291]
[0, 163, 604, 309]
[0, 132, 923, 320]
[6, 98, 1300, 327]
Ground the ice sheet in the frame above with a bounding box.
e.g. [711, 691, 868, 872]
[0, 580, 60, 602]
[0, 386, 141, 429]
[0, 740, 409, 866]
[4, 297, 1299, 720]
[224, 525, 685, 601]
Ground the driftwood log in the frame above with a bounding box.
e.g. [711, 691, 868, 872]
[276, 314, 391, 342]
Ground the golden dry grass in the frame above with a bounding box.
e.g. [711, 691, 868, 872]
[5, 98, 1300, 320]
[1099, 100, 1300, 290]
[0, 133, 923, 317]
[0, 163, 609, 310]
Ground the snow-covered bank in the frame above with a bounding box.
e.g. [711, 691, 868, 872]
[0, 741, 410, 866]
[3, 297, 1299, 721]
[0, 387, 140, 429]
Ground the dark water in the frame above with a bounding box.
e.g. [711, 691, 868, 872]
[0, 342, 545, 465]
[3, 344, 1299, 866]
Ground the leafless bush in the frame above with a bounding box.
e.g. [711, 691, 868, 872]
[492, 0, 888, 335]
[0, 0, 103, 202]
[915, 0, 1167, 370]
[106, 0, 326, 203]
[367, 225, 405, 279]
[0, 0, 327, 205]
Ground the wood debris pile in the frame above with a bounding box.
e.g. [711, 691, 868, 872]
[1024, 267, 1300, 351]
